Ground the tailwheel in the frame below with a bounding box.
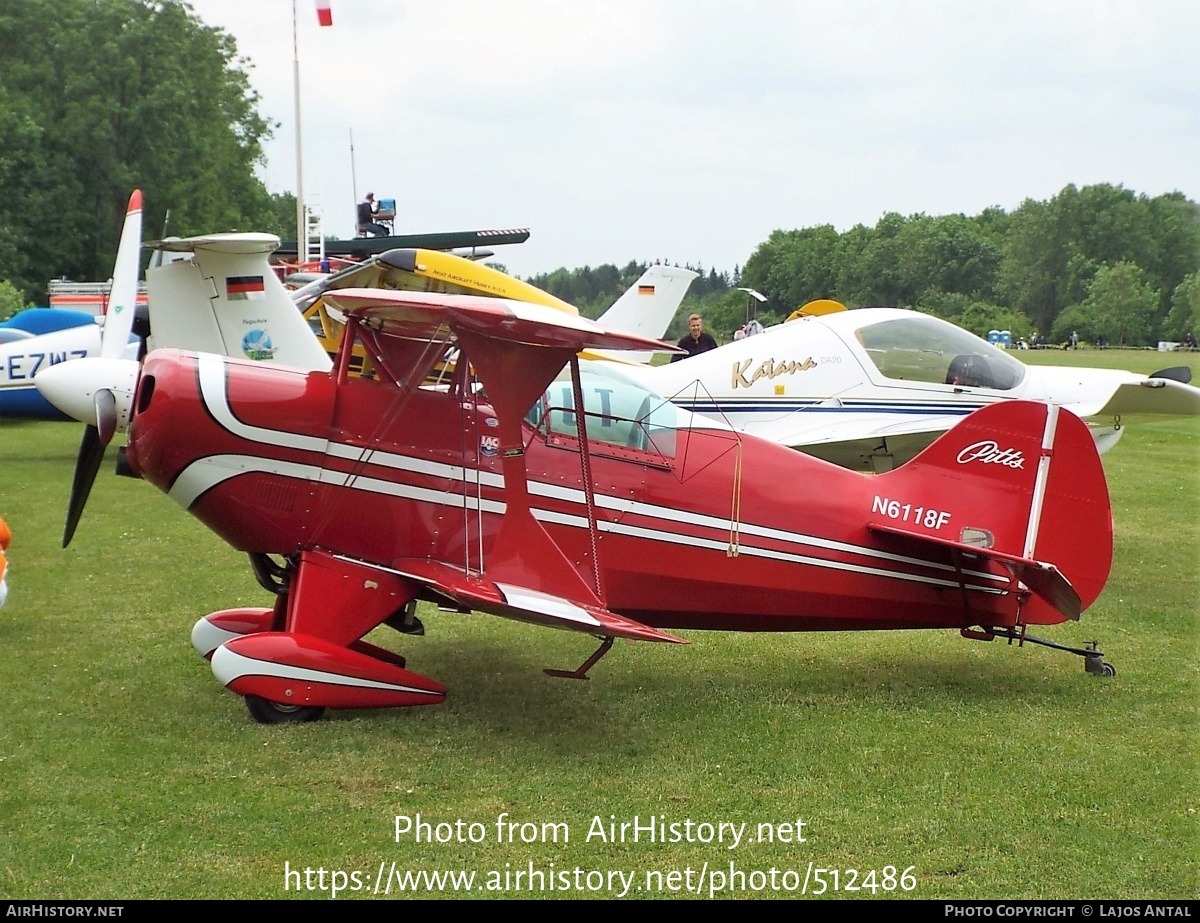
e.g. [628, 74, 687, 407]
[244, 694, 326, 725]
[1085, 655, 1117, 678]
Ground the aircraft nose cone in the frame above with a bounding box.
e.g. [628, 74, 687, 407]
[35, 357, 140, 428]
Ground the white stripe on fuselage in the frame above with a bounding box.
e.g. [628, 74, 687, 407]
[177, 353, 1009, 596]
[169, 453, 506, 516]
[196, 353, 505, 489]
[527, 479, 1003, 584]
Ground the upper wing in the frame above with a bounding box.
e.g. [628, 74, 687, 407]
[322, 288, 681, 640]
[322, 288, 673, 354]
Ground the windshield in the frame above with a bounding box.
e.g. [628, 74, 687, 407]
[855, 315, 1025, 390]
[527, 363, 685, 458]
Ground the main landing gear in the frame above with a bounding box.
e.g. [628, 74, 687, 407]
[244, 695, 325, 725]
[961, 627, 1116, 676]
[196, 551, 448, 725]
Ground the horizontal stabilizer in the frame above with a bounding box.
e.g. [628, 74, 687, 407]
[145, 233, 281, 255]
[392, 559, 687, 643]
[868, 522, 1081, 620]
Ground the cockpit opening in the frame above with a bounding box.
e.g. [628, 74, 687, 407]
[856, 315, 1025, 391]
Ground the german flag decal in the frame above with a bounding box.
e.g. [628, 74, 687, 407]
[226, 276, 266, 300]
[638, 284, 655, 295]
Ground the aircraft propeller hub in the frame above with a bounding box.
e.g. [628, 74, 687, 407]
[34, 357, 140, 435]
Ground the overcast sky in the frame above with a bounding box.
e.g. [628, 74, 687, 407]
[190, 0, 1198, 279]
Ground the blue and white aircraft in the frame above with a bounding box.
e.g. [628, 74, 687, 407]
[0, 192, 145, 422]
[0, 307, 141, 421]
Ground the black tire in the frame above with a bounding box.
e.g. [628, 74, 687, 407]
[1100, 663, 1117, 678]
[244, 694, 325, 725]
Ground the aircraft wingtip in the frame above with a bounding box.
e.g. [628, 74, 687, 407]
[128, 189, 143, 213]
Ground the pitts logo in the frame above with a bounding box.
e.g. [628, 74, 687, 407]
[956, 440, 1026, 469]
[731, 356, 817, 389]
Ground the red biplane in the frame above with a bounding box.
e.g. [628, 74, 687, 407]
[40, 199, 1116, 724]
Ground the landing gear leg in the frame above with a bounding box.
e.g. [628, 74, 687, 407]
[545, 636, 614, 680]
[384, 599, 425, 636]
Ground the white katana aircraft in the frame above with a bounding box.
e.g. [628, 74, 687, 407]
[609, 302, 1200, 472]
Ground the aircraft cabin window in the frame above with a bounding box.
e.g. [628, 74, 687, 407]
[526, 364, 680, 461]
[856, 315, 1025, 391]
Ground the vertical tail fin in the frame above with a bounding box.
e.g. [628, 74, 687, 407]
[870, 401, 1113, 623]
[145, 234, 332, 371]
[594, 264, 698, 362]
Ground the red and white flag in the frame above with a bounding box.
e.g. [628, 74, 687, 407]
[315, 0, 333, 27]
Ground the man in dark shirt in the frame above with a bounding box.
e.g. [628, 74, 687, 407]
[357, 193, 388, 238]
[671, 313, 718, 361]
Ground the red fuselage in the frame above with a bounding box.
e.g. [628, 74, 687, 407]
[127, 350, 1111, 633]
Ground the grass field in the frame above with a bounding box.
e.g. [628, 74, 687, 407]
[0, 349, 1195, 900]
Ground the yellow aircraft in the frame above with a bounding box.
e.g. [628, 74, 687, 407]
[293, 248, 696, 374]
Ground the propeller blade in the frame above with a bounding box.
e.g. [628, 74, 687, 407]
[63, 425, 108, 548]
[100, 189, 144, 360]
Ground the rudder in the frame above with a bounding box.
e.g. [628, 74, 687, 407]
[874, 401, 1113, 624]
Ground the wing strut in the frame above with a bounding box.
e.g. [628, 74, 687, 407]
[568, 355, 604, 597]
[455, 328, 603, 606]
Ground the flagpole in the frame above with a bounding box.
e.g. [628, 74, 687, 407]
[349, 127, 358, 229]
[293, 0, 305, 257]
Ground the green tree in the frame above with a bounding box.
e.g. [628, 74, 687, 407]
[1053, 262, 1159, 346]
[997, 184, 1199, 335]
[1164, 271, 1200, 341]
[257, 191, 299, 242]
[0, 0, 276, 299]
[953, 303, 1033, 342]
[742, 225, 841, 311]
[1047, 304, 1098, 347]
[526, 262, 659, 318]
[0, 280, 32, 319]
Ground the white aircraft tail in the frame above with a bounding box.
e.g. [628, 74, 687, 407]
[145, 234, 331, 371]
[592, 264, 697, 363]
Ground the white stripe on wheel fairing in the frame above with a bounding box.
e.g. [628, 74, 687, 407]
[210, 644, 441, 696]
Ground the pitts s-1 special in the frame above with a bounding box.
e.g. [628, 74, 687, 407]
[39, 199, 1115, 724]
